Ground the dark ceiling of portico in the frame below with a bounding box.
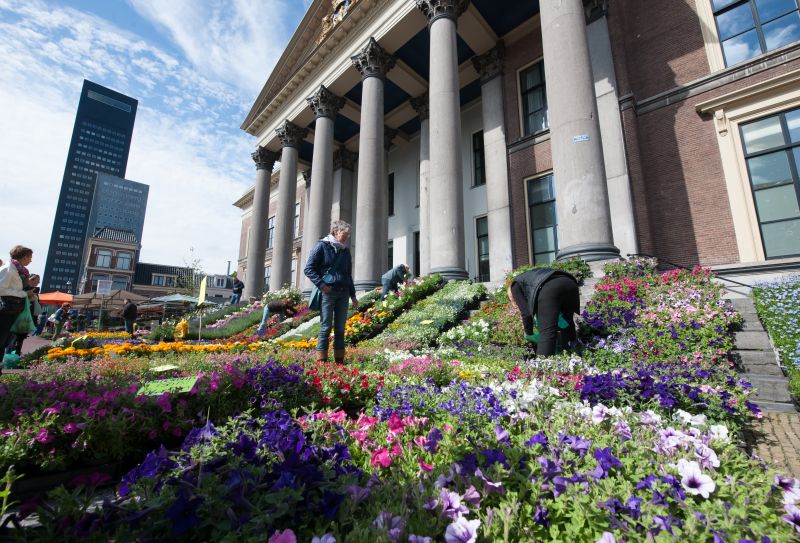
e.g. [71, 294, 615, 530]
[472, 0, 540, 37]
[345, 78, 410, 115]
[393, 28, 475, 81]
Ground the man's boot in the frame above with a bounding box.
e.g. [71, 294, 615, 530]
[334, 349, 346, 365]
[316, 348, 328, 363]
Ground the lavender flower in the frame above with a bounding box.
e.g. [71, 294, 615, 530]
[596, 532, 616, 543]
[311, 535, 336, 543]
[444, 517, 480, 543]
[677, 459, 715, 498]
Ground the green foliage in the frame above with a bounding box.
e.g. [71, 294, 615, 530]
[602, 256, 659, 279]
[262, 287, 303, 306]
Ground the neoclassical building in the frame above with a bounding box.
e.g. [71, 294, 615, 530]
[236, 0, 800, 298]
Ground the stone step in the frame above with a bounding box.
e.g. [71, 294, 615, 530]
[740, 318, 764, 331]
[730, 297, 757, 311]
[735, 330, 773, 350]
[752, 400, 798, 413]
[744, 374, 793, 403]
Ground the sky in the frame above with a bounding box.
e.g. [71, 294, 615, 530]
[0, 0, 311, 278]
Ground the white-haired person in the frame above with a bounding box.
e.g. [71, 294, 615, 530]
[304, 220, 358, 364]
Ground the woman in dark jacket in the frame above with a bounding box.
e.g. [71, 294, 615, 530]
[256, 298, 298, 336]
[508, 268, 580, 356]
[304, 220, 358, 364]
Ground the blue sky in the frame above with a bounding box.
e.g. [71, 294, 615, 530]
[0, 0, 310, 277]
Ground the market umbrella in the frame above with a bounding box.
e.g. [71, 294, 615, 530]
[38, 291, 74, 305]
[71, 289, 148, 309]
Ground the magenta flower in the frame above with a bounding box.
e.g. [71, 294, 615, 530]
[268, 529, 296, 543]
[63, 423, 81, 434]
[444, 517, 480, 543]
[34, 428, 54, 444]
[371, 448, 392, 468]
[418, 458, 434, 472]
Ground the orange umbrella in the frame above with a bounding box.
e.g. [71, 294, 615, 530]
[38, 291, 74, 305]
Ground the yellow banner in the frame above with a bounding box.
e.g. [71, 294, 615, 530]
[198, 276, 207, 304]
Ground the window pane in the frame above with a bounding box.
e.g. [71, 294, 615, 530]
[534, 251, 555, 265]
[742, 115, 785, 153]
[533, 226, 556, 253]
[713, 0, 740, 10]
[532, 203, 557, 229]
[528, 176, 554, 204]
[722, 29, 761, 64]
[754, 184, 800, 221]
[521, 66, 541, 91]
[762, 218, 800, 257]
[763, 11, 800, 50]
[787, 109, 800, 142]
[747, 151, 793, 187]
[755, 0, 797, 22]
[476, 217, 488, 236]
[717, 2, 756, 39]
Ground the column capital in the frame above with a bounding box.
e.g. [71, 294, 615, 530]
[351, 37, 396, 80]
[585, 0, 609, 23]
[307, 85, 345, 119]
[251, 146, 278, 170]
[333, 146, 357, 170]
[275, 120, 308, 149]
[410, 93, 429, 121]
[415, 0, 469, 25]
[471, 41, 504, 84]
[384, 127, 399, 151]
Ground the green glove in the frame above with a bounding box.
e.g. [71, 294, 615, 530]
[524, 332, 538, 343]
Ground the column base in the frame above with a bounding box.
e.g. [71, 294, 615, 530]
[354, 280, 380, 292]
[556, 242, 621, 262]
[430, 266, 469, 281]
[302, 288, 313, 300]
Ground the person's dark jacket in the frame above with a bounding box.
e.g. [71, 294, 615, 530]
[381, 265, 407, 290]
[267, 299, 296, 318]
[232, 279, 244, 294]
[122, 302, 138, 320]
[512, 268, 577, 318]
[304, 240, 355, 298]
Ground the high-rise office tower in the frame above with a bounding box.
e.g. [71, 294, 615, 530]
[43, 80, 138, 292]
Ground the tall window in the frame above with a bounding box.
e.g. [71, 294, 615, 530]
[388, 173, 395, 216]
[91, 273, 108, 291]
[740, 107, 800, 258]
[472, 131, 486, 186]
[387, 240, 393, 268]
[519, 62, 548, 137]
[116, 252, 132, 270]
[264, 266, 271, 290]
[267, 216, 275, 249]
[527, 174, 558, 264]
[294, 203, 300, 238]
[476, 216, 490, 282]
[290, 259, 297, 287]
[112, 275, 128, 290]
[713, 0, 800, 66]
[96, 249, 112, 268]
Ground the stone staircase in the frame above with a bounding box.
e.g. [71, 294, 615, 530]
[729, 297, 796, 413]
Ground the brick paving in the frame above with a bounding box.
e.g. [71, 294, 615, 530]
[745, 411, 800, 477]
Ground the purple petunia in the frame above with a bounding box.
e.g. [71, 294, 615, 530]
[444, 517, 480, 543]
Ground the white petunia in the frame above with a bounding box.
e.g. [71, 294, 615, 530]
[677, 458, 715, 498]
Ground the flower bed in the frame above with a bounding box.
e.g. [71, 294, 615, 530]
[366, 281, 486, 350]
[753, 274, 800, 398]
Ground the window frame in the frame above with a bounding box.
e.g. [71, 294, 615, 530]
[517, 58, 549, 138]
[116, 251, 132, 270]
[267, 215, 275, 249]
[95, 249, 112, 268]
[475, 215, 490, 282]
[472, 130, 486, 187]
[524, 172, 559, 265]
[388, 172, 395, 217]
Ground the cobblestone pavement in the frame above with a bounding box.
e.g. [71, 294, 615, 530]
[745, 411, 800, 477]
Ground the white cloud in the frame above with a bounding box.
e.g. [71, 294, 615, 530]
[129, 0, 295, 97]
[0, 0, 299, 278]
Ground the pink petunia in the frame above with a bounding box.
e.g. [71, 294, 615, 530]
[418, 458, 434, 472]
[63, 423, 81, 434]
[371, 448, 392, 468]
[34, 428, 54, 444]
[268, 529, 297, 543]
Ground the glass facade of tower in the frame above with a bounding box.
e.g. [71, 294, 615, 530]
[43, 80, 137, 292]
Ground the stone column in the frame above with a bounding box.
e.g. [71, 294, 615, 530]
[411, 93, 430, 276]
[244, 146, 278, 300]
[351, 37, 396, 291]
[417, 0, 469, 280]
[383, 127, 398, 271]
[271, 120, 308, 291]
[472, 42, 514, 281]
[331, 147, 357, 224]
[304, 85, 344, 291]
[299, 168, 313, 291]
[540, 0, 619, 261]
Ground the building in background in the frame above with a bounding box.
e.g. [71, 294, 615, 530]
[131, 263, 194, 299]
[43, 79, 137, 293]
[236, 0, 800, 297]
[78, 227, 139, 294]
[85, 173, 149, 248]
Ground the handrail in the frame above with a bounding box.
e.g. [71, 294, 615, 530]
[626, 253, 754, 289]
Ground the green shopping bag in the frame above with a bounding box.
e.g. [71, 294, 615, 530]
[2, 352, 20, 369]
[9, 297, 34, 334]
[524, 313, 570, 350]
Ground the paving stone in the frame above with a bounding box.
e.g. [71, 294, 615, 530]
[740, 318, 764, 331]
[735, 330, 773, 350]
[746, 412, 800, 477]
[744, 374, 793, 403]
[731, 298, 757, 311]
